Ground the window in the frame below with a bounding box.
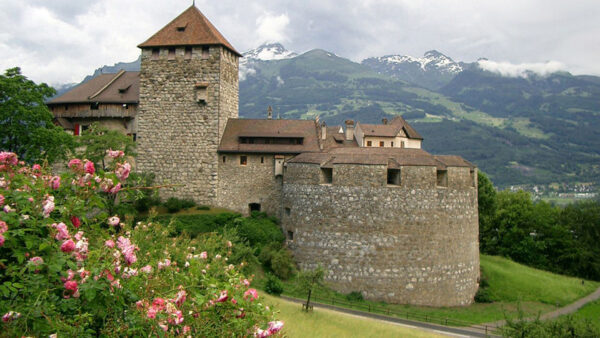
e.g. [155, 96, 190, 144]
[367, 141, 372, 147]
[90, 102, 99, 110]
[437, 170, 448, 187]
[321, 168, 332, 184]
[176, 25, 186, 32]
[391, 142, 394, 147]
[168, 48, 175, 60]
[127, 133, 137, 142]
[240, 156, 247, 165]
[285, 207, 291, 216]
[401, 141, 405, 148]
[249, 138, 254, 144]
[261, 156, 264, 164]
[222, 156, 226, 163]
[151, 48, 159, 60]
[64, 105, 69, 111]
[184, 47, 192, 60]
[287, 230, 294, 240]
[470, 169, 476, 187]
[202, 46, 210, 59]
[379, 141, 384, 147]
[387, 169, 401, 186]
[195, 85, 207, 103]
[249, 203, 261, 213]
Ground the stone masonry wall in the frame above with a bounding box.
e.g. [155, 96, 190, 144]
[217, 154, 282, 217]
[281, 163, 479, 307]
[136, 46, 238, 205]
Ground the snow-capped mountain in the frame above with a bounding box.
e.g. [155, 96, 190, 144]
[240, 43, 297, 81]
[362, 50, 463, 89]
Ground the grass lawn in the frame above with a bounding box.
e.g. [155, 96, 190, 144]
[482, 255, 598, 306]
[262, 294, 444, 338]
[261, 255, 599, 326]
[571, 300, 600, 324]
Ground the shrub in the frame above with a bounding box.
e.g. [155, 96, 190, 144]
[265, 274, 284, 296]
[346, 291, 364, 302]
[0, 151, 282, 336]
[271, 249, 296, 280]
[164, 197, 196, 213]
[474, 288, 493, 303]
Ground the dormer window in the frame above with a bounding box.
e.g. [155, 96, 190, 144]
[176, 24, 187, 32]
[118, 85, 131, 94]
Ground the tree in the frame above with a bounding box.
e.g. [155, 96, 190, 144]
[0, 67, 75, 163]
[77, 122, 135, 169]
[477, 171, 497, 253]
[297, 266, 325, 311]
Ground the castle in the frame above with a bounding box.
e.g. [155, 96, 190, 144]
[48, 6, 480, 307]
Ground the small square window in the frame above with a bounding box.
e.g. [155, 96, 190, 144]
[391, 142, 394, 147]
[367, 141, 372, 147]
[287, 230, 294, 240]
[437, 170, 448, 187]
[240, 156, 247, 166]
[285, 207, 291, 216]
[90, 102, 99, 110]
[379, 141, 384, 147]
[387, 169, 401, 186]
[261, 157, 264, 164]
[401, 141, 405, 148]
[222, 156, 226, 163]
[321, 168, 332, 184]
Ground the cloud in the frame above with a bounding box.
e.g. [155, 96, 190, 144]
[255, 12, 290, 44]
[477, 60, 567, 78]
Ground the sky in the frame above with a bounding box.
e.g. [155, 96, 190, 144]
[1, 0, 599, 85]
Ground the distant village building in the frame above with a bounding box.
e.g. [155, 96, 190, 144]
[48, 5, 480, 307]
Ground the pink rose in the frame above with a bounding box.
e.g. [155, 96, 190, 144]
[268, 321, 284, 335]
[0, 194, 4, 206]
[64, 280, 78, 292]
[105, 239, 115, 248]
[216, 290, 228, 303]
[29, 256, 44, 266]
[242, 279, 250, 287]
[109, 183, 122, 194]
[42, 195, 55, 218]
[1, 311, 20, 322]
[108, 216, 120, 227]
[244, 288, 258, 301]
[52, 222, 70, 240]
[0, 221, 7, 234]
[200, 251, 208, 259]
[32, 164, 41, 171]
[106, 149, 124, 158]
[61, 239, 76, 253]
[67, 159, 83, 172]
[0, 234, 4, 247]
[141, 265, 152, 273]
[115, 162, 131, 181]
[50, 176, 60, 190]
[0, 152, 18, 166]
[84, 161, 95, 174]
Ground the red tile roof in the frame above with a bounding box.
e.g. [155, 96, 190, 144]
[48, 71, 139, 104]
[218, 119, 321, 154]
[138, 6, 241, 56]
[358, 116, 423, 140]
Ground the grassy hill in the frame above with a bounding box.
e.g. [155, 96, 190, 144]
[269, 254, 599, 325]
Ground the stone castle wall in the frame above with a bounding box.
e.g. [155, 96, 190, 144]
[217, 154, 283, 217]
[136, 46, 238, 205]
[281, 163, 479, 307]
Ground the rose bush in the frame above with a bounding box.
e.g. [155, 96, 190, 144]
[0, 151, 282, 336]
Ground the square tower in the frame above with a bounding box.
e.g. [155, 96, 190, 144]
[136, 6, 240, 204]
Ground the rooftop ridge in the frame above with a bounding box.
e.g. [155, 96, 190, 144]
[138, 5, 241, 56]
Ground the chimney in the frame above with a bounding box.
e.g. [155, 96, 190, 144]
[267, 105, 273, 120]
[382, 118, 388, 125]
[321, 121, 327, 140]
[345, 120, 354, 141]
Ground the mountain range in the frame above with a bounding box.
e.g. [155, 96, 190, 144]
[52, 43, 600, 189]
